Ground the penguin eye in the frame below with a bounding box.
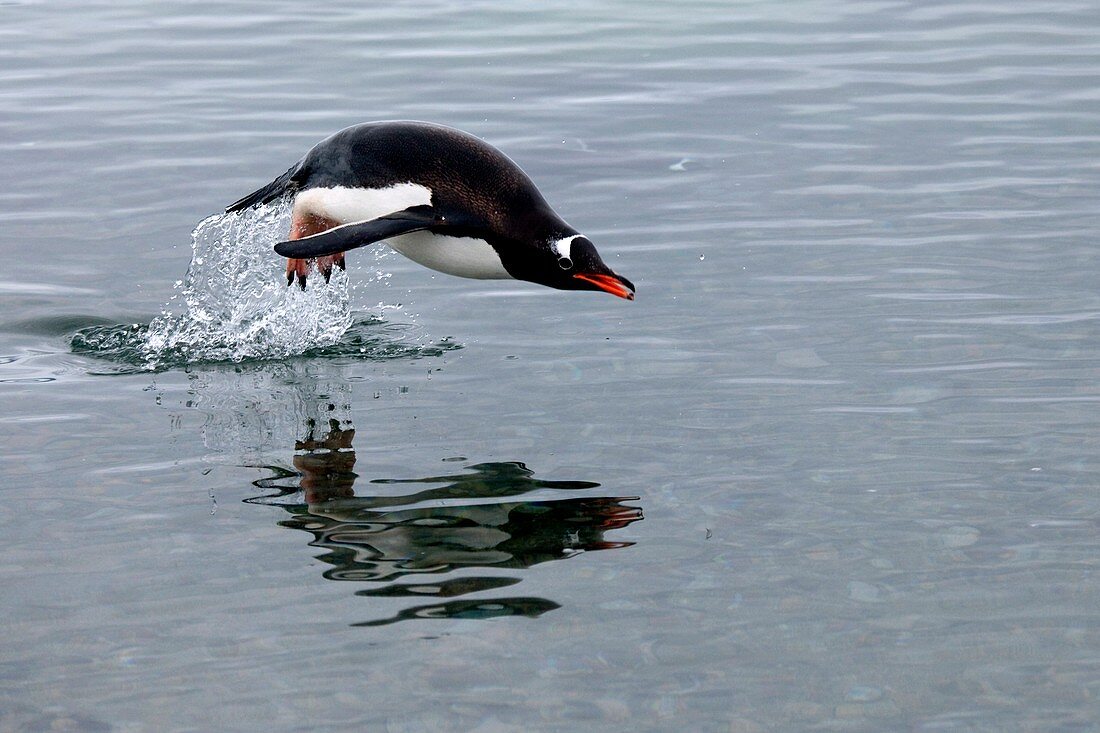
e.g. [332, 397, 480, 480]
[557, 256, 573, 271]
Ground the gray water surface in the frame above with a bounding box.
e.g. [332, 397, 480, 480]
[3, 1, 1100, 731]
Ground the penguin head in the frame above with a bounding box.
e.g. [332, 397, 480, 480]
[505, 233, 635, 300]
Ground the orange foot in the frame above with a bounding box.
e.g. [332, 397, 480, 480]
[285, 212, 347, 289]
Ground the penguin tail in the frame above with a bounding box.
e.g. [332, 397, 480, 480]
[225, 163, 301, 213]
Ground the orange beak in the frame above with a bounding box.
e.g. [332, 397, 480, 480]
[573, 273, 635, 300]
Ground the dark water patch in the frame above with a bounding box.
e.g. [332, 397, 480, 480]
[69, 314, 460, 373]
[69, 322, 156, 374]
[1, 314, 120, 337]
[353, 597, 561, 626]
[300, 320, 461, 361]
[356, 576, 522, 598]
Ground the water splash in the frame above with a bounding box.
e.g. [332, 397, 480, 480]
[143, 203, 352, 364]
[70, 203, 459, 371]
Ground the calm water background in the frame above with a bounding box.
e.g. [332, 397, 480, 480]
[3, 1, 1100, 730]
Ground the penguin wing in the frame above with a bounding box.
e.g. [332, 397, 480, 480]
[273, 206, 441, 259]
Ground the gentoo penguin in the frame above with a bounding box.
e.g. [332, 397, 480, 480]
[225, 121, 634, 299]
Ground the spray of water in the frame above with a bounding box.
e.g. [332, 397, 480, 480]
[70, 203, 459, 371]
[143, 202, 352, 365]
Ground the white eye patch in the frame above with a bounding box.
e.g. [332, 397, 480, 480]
[551, 234, 581, 263]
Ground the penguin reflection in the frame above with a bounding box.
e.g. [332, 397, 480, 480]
[249, 420, 642, 626]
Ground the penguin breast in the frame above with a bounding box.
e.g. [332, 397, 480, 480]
[386, 232, 512, 280]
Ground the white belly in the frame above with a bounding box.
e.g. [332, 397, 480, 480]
[387, 231, 511, 280]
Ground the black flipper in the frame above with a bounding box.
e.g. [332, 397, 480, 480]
[225, 162, 301, 213]
[273, 206, 440, 259]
